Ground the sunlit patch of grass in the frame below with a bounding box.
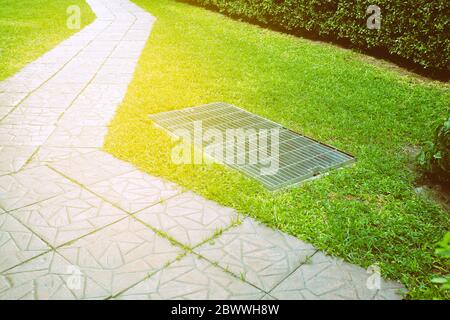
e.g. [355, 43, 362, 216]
[0, 0, 95, 80]
[104, 0, 450, 299]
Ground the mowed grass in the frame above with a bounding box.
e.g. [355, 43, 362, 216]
[0, 0, 95, 81]
[104, 0, 450, 299]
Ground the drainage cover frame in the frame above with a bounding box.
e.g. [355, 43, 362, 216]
[149, 102, 355, 191]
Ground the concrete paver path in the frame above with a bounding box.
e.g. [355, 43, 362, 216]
[0, 0, 405, 299]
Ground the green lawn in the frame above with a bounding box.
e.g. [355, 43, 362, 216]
[0, 0, 95, 81]
[104, 0, 450, 299]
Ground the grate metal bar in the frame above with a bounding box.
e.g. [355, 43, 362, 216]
[149, 102, 355, 191]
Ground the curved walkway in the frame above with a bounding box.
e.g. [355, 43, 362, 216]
[0, 0, 405, 299]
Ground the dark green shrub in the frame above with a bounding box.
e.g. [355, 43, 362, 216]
[417, 117, 450, 185]
[184, 0, 449, 72]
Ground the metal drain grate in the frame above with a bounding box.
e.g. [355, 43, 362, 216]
[149, 102, 355, 191]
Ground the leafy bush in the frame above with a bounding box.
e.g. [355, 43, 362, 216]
[431, 232, 450, 292]
[417, 117, 450, 185]
[184, 0, 449, 72]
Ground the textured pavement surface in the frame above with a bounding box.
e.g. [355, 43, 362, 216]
[0, 0, 406, 300]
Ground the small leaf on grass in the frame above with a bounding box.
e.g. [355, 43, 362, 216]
[435, 248, 450, 258]
[433, 151, 442, 159]
[431, 277, 448, 284]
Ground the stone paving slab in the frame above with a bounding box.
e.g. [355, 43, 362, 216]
[45, 125, 108, 148]
[19, 88, 79, 109]
[0, 0, 406, 300]
[102, 58, 139, 74]
[93, 70, 134, 85]
[0, 124, 55, 146]
[269, 251, 406, 300]
[134, 191, 238, 248]
[35, 46, 80, 65]
[39, 80, 86, 95]
[0, 251, 109, 300]
[49, 150, 136, 185]
[87, 170, 182, 213]
[0, 107, 13, 119]
[0, 145, 36, 175]
[74, 87, 128, 109]
[261, 294, 277, 300]
[0, 92, 27, 107]
[56, 217, 183, 296]
[26, 146, 98, 169]
[0, 59, 66, 93]
[0, 214, 50, 273]
[2, 106, 62, 126]
[195, 218, 317, 292]
[58, 105, 117, 127]
[0, 77, 42, 94]
[114, 254, 265, 300]
[11, 188, 128, 247]
[0, 166, 78, 211]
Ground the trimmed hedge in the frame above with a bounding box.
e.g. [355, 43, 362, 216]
[184, 0, 449, 72]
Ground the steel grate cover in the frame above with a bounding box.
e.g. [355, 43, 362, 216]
[149, 102, 355, 191]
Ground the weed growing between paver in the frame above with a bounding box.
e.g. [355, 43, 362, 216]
[0, 0, 95, 81]
[104, 0, 450, 299]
